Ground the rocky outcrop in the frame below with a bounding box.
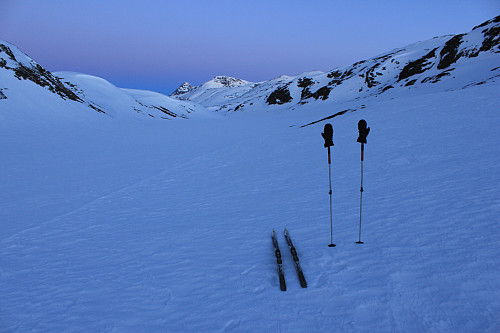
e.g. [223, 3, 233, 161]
[170, 82, 194, 96]
[0, 43, 81, 101]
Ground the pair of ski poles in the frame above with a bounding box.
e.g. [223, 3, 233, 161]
[322, 120, 370, 247]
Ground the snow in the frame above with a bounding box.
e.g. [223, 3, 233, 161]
[1, 16, 499, 332]
[54, 72, 209, 119]
[1, 80, 499, 332]
[173, 76, 255, 108]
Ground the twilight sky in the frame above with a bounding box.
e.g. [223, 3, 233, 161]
[1, 0, 498, 94]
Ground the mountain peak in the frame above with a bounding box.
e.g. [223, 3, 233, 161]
[203, 76, 249, 88]
[170, 82, 194, 96]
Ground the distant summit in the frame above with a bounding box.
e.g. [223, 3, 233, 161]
[170, 82, 194, 96]
[204, 76, 249, 88]
[169, 75, 254, 106]
[171, 76, 250, 98]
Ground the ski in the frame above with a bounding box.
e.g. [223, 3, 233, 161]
[272, 229, 287, 291]
[283, 228, 307, 288]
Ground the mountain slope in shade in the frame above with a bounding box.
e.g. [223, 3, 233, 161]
[55, 72, 210, 120]
[0, 41, 209, 121]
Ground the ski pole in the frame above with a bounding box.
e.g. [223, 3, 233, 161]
[322, 123, 336, 247]
[356, 120, 370, 244]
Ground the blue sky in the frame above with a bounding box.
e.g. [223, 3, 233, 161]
[1, 0, 498, 94]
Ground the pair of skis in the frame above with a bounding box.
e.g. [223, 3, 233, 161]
[272, 228, 307, 291]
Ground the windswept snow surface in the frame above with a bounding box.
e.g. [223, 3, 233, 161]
[1, 82, 499, 332]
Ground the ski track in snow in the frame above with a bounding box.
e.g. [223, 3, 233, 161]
[1, 85, 499, 332]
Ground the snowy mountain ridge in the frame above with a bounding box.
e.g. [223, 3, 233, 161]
[172, 15, 500, 114]
[170, 75, 254, 108]
[0, 15, 499, 122]
[0, 41, 209, 121]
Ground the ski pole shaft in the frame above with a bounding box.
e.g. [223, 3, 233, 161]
[328, 146, 335, 247]
[357, 143, 364, 244]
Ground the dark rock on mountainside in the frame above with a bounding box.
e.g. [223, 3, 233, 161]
[473, 15, 500, 30]
[171, 82, 194, 96]
[297, 77, 314, 88]
[1, 43, 81, 102]
[399, 48, 438, 81]
[364, 64, 383, 88]
[312, 86, 331, 100]
[267, 86, 292, 105]
[479, 24, 500, 52]
[0, 44, 15, 60]
[14, 63, 81, 101]
[301, 87, 313, 100]
[421, 70, 453, 84]
[438, 34, 465, 70]
[298, 77, 314, 100]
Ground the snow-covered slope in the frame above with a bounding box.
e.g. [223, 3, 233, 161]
[172, 16, 500, 114]
[55, 72, 209, 120]
[0, 42, 209, 121]
[1, 76, 499, 333]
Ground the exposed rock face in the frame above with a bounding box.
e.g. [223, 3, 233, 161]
[170, 82, 194, 96]
[209, 76, 248, 88]
[399, 48, 438, 80]
[266, 86, 292, 105]
[0, 43, 81, 101]
[438, 34, 465, 70]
